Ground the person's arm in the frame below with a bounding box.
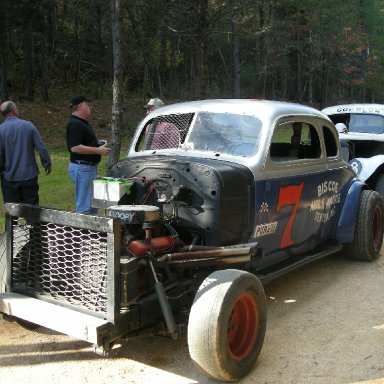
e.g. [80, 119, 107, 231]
[0, 144, 3, 174]
[70, 142, 111, 155]
[32, 126, 52, 174]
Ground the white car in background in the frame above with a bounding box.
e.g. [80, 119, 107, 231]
[322, 104, 384, 196]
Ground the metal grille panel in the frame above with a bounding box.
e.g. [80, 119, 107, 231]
[144, 113, 193, 150]
[0, 233, 5, 293]
[11, 219, 108, 315]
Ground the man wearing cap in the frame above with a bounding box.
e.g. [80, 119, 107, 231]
[66, 95, 110, 214]
[0, 100, 51, 205]
[142, 98, 165, 114]
[142, 98, 180, 150]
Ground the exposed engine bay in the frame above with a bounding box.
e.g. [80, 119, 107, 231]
[108, 155, 255, 247]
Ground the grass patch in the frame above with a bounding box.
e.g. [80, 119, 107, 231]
[0, 98, 137, 231]
[0, 147, 122, 231]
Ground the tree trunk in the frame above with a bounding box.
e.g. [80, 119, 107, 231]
[73, 7, 81, 92]
[308, 28, 313, 105]
[156, 64, 163, 99]
[322, 49, 331, 108]
[40, 33, 49, 102]
[297, 47, 302, 102]
[40, 0, 55, 102]
[23, 24, 34, 101]
[195, 0, 209, 98]
[230, 2, 241, 98]
[108, 0, 123, 175]
[95, 2, 106, 98]
[0, 12, 8, 100]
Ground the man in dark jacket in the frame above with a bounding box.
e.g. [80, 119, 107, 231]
[0, 101, 51, 205]
[66, 95, 110, 214]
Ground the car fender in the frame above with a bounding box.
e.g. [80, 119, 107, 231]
[349, 155, 384, 182]
[335, 178, 365, 243]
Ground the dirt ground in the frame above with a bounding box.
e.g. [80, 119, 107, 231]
[1, 248, 384, 384]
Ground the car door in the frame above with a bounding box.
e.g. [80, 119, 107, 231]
[251, 118, 354, 268]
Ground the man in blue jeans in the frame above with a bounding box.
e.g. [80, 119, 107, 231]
[66, 96, 110, 214]
[0, 101, 51, 205]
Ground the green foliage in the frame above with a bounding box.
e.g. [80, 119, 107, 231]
[0, 147, 112, 232]
[1, 0, 384, 104]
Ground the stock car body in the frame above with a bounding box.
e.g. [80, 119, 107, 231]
[322, 104, 384, 196]
[0, 99, 383, 382]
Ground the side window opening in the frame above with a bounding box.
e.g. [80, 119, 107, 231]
[135, 113, 194, 151]
[323, 126, 338, 158]
[328, 113, 350, 128]
[270, 122, 321, 162]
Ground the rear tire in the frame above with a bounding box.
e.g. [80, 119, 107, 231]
[188, 269, 267, 381]
[345, 190, 384, 261]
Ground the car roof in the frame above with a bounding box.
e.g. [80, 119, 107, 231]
[322, 104, 384, 116]
[149, 99, 329, 121]
[128, 99, 343, 177]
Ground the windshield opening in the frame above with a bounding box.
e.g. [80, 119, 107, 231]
[330, 113, 384, 134]
[135, 111, 262, 157]
[348, 114, 384, 134]
[187, 112, 262, 156]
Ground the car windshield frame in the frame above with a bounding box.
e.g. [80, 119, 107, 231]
[346, 113, 384, 134]
[135, 111, 263, 157]
[185, 111, 263, 157]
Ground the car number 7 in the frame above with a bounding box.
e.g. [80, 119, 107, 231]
[276, 182, 304, 249]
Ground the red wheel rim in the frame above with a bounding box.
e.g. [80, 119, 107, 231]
[227, 292, 259, 361]
[373, 205, 383, 249]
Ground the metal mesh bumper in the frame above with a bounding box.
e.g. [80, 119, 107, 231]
[12, 222, 108, 313]
[0, 233, 5, 293]
[4, 204, 120, 321]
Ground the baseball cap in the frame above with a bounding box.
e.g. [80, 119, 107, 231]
[70, 95, 92, 108]
[142, 98, 165, 109]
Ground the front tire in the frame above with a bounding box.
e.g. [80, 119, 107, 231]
[187, 269, 267, 381]
[345, 190, 384, 261]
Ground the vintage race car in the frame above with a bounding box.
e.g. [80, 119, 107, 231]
[1, 99, 383, 382]
[322, 104, 384, 196]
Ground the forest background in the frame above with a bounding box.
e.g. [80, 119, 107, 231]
[2, 0, 384, 107]
[0, 0, 383, 220]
